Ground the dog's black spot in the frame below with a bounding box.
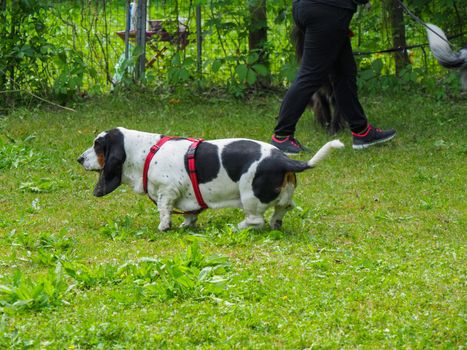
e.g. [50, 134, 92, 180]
[221, 140, 261, 182]
[252, 149, 300, 204]
[184, 142, 220, 184]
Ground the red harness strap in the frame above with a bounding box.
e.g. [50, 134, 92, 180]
[143, 136, 172, 194]
[143, 136, 208, 212]
[186, 139, 208, 210]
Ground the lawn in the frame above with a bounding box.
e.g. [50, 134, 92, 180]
[0, 90, 465, 349]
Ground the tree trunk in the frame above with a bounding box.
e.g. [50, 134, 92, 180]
[384, 0, 410, 75]
[248, 0, 270, 86]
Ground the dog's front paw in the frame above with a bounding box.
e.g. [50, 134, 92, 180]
[237, 220, 249, 230]
[179, 214, 198, 229]
[179, 221, 197, 229]
[238, 216, 265, 230]
[158, 221, 171, 232]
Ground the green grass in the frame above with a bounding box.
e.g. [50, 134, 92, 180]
[0, 90, 465, 349]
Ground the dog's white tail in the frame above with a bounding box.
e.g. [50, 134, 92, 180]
[307, 140, 344, 168]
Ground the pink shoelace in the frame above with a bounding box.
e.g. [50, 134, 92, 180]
[273, 135, 302, 149]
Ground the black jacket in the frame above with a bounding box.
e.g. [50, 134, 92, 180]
[306, 0, 369, 11]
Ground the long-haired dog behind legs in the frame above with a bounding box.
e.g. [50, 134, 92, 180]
[426, 23, 467, 91]
[291, 25, 347, 135]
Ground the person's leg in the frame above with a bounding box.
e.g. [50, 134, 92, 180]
[273, 4, 348, 138]
[329, 35, 368, 133]
[330, 35, 397, 149]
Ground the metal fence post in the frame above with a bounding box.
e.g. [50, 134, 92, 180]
[135, 0, 147, 81]
[124, 0, 131, 61]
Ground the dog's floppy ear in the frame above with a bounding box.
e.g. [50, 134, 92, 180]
[94, 129, 126, 197]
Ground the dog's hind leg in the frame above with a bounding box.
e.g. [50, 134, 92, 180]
[180, 213, 198, 228]
[270, 202, 294, 229]
[238, 197, 267, 230]
[270, 173, 296, 229]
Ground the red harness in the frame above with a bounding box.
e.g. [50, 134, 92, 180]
[142, 136, 208, 213]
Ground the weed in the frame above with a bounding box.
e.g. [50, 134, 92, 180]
[209, 225, 255, 246]
[64, 241, 232, 301]
[99, 215, 152, 241]
[8, 231, 74, 253]
[0, 315, 35, 349]
[6, 231, 75, 267]
[129, 245, 231, 301]
[0, 265, 70, 312]
[0, 135, 41, 170]
[19, 178, 60, 193]
[63, 262, 119, 289]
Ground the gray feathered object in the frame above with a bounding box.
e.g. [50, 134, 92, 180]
[426, 23, 467, 91]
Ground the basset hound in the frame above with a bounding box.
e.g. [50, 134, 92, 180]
[78, 127, 343, 231]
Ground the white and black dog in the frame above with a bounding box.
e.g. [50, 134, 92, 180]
[426, 23, 467, 91]
[78, 127, 343, 231]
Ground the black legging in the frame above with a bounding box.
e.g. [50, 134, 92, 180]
[274, 1, 368, 136]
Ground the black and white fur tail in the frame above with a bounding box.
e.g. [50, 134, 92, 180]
[426, 23, 467, 91]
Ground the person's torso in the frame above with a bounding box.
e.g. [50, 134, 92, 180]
[304, 0, 357, 11]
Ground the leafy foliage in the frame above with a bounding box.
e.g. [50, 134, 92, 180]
[0, 266, 69, 313]
[0, 1, 96, 106]
[1, 0, 464, 104]
[0, 135, 41, 170]
[99, 215, 153, 241]
[19, 178, 60, 193]
[120, 244, 231, 300]
[6, 230, 75, 267]
[63, 240, 232, 301]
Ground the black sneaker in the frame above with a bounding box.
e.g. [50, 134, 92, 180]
[352, 125, 396, 149]
[271, 135, 308, 154]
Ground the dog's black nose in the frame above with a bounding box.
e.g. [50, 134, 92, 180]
[77, 156, 84, 164]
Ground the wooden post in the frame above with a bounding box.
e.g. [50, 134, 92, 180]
[135, 0, 147, 81]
